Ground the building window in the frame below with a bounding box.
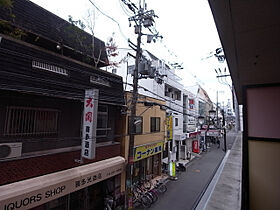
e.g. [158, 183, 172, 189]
[112, 68, 117, 74]
[175, 118, 178, 127]
[128, 116, 143, 134]
[4, 106, 59, 136]
[175, 91, 181, 101]
[150, 117, 160, 132]
[97, 105, 109, 137]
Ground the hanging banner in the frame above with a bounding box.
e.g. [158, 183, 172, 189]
[82, 89, 99, 159]
[134, 141, 164, 162]
[166, 116, 173, 140]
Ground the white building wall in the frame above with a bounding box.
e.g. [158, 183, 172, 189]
[113, 49, 185, 161]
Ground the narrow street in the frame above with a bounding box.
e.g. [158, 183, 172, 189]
[148, 131, 238, 210]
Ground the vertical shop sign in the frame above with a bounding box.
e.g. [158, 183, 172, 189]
[169, 161, 176, 177]
[189, 99, 194, 109]
[166, 116, 173, 140]
[82, 89, 99, 159]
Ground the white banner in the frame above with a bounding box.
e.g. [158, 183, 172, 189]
[82, 89, 99, 159]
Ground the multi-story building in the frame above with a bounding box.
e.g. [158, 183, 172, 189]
[121, 92, 166, 190]
[0, 1, 125, 209]
[180, 89, 198, 159]
[114, 49, 185, 165]
[186, 85, 213, 120]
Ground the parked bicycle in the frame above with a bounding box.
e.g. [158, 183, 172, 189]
[132, 182, 153, 208]
[147, 178, 168, 202]
[154, 179, 167, 194]
[104, 195, 114, 210]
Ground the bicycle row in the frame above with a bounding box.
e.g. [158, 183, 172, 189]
[132, 179, 167, 208]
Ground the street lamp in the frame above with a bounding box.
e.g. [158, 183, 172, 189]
[198, 116, 207, 152]
[198, 116, 205, 126]
[209, 110, 216, 119]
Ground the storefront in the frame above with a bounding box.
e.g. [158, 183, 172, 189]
[132, 141, 163, 183]
[0, 157, 125, 210]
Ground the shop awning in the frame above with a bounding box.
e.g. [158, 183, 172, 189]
[0, 156, 125, 210]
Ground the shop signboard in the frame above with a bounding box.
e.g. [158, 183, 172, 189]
[82, 89, 99, 159]
[0, 157, 124, 210]
[189, 98, 194, 109]
[134, 141, 164, 162]
[206, 129, 221, 137]
[169, 161, 176, 177]
[166, 116, 173, 140]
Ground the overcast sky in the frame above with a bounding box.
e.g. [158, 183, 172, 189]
[30, 0, 232, 105]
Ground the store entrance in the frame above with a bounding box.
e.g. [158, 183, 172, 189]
[32, 177, 118, 210]
[133, 153, 161, 183]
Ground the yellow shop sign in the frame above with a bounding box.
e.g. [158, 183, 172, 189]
[134, 142, 163, 162]
[166, 116, 173, 140]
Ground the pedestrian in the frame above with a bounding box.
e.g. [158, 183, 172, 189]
[217, 139, 220, 148]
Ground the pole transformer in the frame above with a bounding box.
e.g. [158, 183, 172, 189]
[123, 1, 159, 208]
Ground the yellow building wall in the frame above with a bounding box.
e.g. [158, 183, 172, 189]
[123, 92, 166, 159]
[120, 92, 166, 192]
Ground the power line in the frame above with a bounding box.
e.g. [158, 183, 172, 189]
[87, 0, 129, 42]
[119, 0, 134, 16]
[124, 82, 206, 117]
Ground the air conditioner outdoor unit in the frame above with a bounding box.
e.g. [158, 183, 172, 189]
[0, 142, 22, 159]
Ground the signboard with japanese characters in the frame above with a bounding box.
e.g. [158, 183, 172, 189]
[0, 159, 124, 210]
[82, 89, 99, 159]
[166, 116, 173, 141]
[206, 129, 221, 137]
[134, 141, 164, 162]
[189, 99, 195, 109]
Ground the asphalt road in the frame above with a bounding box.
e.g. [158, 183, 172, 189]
[146, 131, 238, 210]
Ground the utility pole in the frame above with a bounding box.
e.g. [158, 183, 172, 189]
[221, 109, 227, 152]
[215, 69, 240, 132]
[216, 91, 219, 126]
[122, 0, 159, 208]
[126, 8, 142, 210]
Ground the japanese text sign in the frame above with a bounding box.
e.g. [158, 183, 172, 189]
[82, 89, 99, 159]
[166, 116, 173, 141]
[134, 141, 164, 162]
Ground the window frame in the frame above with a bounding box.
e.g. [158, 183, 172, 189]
[175, 118, 179, 127]
[150, 117, 161, 133]
[4, 106, 59, 137]
[96, 105, 110, 137]
[128, 116, 143, 135]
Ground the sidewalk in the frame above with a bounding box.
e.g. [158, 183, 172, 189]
[196, 132, 242, 210]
